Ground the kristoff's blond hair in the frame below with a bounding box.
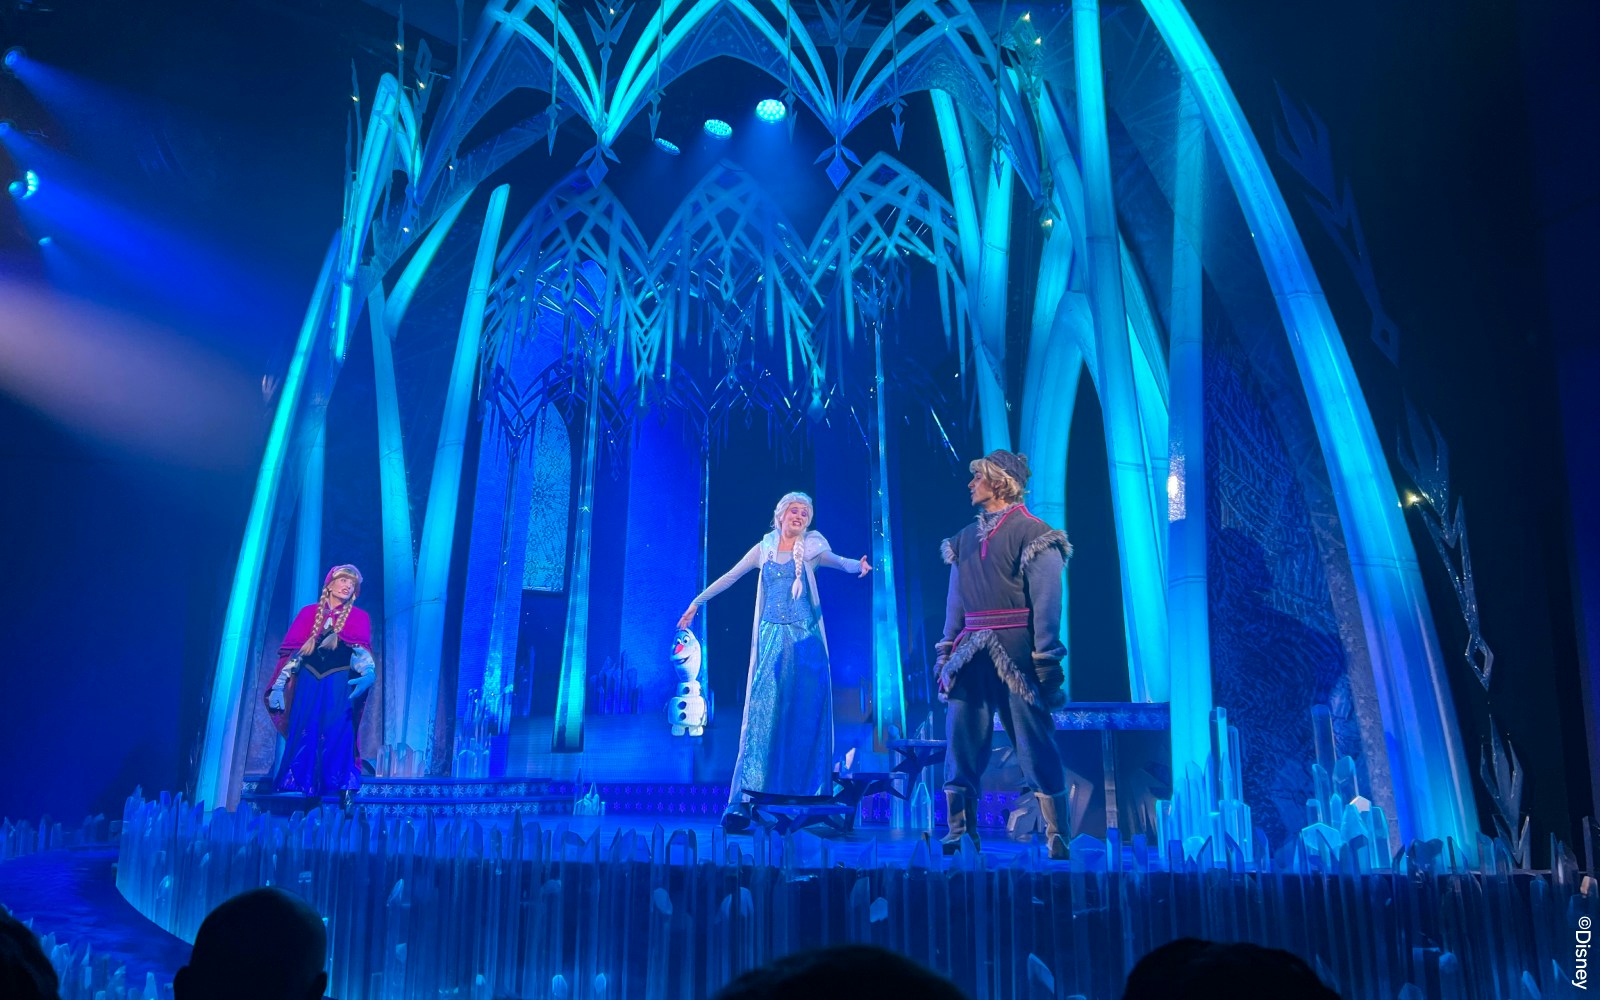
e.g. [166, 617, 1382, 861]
[969, 450, 1031, 504]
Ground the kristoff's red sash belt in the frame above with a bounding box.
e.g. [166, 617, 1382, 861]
[952, 608, 1030, 647]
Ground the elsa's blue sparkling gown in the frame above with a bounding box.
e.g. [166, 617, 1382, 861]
[726, 554, 834, 812]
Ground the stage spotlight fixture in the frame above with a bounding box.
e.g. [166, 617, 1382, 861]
[3, 47, 22, 75]
[654, 136, 681, 155]
[8, 170, 38, 200]
[755, 99, 787, 123]
[703, 118, 732, 140]
[37, 236, 51, 247]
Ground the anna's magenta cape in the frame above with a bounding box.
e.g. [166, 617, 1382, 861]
[264, 601, 373, 735]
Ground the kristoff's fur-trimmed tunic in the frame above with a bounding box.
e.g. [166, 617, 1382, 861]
[936, 504, 1072, 707]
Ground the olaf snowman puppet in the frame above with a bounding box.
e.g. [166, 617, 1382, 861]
[667, 628, 709, 737]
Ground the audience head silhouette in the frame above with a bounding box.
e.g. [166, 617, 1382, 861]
[0, 906, 60, 1000]
[173, 887, 328, 1000]
[712, 944, 969, 1000]
[1122, 937, 1341, 999]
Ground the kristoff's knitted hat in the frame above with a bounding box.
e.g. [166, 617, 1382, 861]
[971, 450, 1032, 489]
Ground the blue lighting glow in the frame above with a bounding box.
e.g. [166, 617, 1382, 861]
[37, 235, 51, 247]
[654, 136, 680, 155]
[755, 99, 787, 123]
[0, 120, 13, 136]
[703, 118, 732, 139]
[2, 48, 22, 74]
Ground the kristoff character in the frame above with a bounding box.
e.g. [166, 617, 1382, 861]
[935, 451, 1073, 858]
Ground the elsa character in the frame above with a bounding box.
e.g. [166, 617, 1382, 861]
[678, 491, 872, 832]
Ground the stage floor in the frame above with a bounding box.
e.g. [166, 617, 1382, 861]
[245, 793, 1066, 868]
[104, 789, 1593, 1000]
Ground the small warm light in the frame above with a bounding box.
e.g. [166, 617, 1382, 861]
[1034, 37, 1042, 45]
[703, 118, 733, 140]
[396, 43, 404, 50]
[755, 98, 787, 123]
[1041, 216, 1054, 229]
[1403, 492, 1420, 507]
[418, 81, 427, 89]
[654, 136, 681, 155]
[352, 94, 360, 102]
[1022, 11, 1031, 19]
[402, 226, 411, 233]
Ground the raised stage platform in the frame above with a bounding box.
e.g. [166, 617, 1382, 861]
[112, 789, 1595, 1000]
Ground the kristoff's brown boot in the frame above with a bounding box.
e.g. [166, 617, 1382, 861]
[1035, 790, 1072, 860]
[939, 790, 980, 855]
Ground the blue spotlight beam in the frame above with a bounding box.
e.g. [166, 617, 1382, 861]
[1141, 0, 1476, 848]
[195, 239, 338, 810]
[1074, 0, 1170, 703]
[408, 184, 511, 769]
[1165, 80, 1214, 834]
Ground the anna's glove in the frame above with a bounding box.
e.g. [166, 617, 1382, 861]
[347, 648, 376, 701]
[268, 659, 299, 711]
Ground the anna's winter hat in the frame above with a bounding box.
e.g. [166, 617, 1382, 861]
[323, 564, 363, 599]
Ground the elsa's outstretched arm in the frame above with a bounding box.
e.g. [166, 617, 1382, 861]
[679, 543, 762, 628]
[805, 532, 873, 577]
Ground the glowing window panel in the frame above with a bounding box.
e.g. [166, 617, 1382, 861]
[654, 136, 681, 155]
[755, 99, 787, 123]
[703, 118, 732, 140]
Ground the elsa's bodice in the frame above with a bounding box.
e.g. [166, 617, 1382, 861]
[759, 556, 815, 625]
